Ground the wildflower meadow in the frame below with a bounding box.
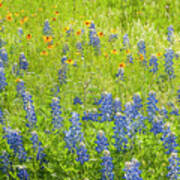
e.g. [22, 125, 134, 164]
[0, 0, 180, 179]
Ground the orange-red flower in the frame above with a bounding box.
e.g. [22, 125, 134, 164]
[139, 54, 144, 61]
[76, 30, 81, 36]
[26, 34, 32, 40]
[40, 50, 48, 56]
[15, 78, 21, 83]
[6, 13, 12, 21]
[157, 52, 162, 57]
[126, 49, 131, 54]
[47, 44, 54, 49]
[119, 63, 126, 68]
[55, 11, 59, 15]
[52, 17, 56, 21]
[0, 2, 3, 7]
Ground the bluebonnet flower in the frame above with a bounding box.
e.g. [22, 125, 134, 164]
[18, 27, 23, 36]
[62, 44, 69, 55]
[101, 150, 114, 180]
[98, 92, 113, 122]
[159, 106, 168, 119]
[167, 152, 180, 180]
[82, 109, 100, 122]
[161, 123, 178, 154]
[61, 56, 67, 64]
[95, 130, 109, 153]
[43, 19, 52, 35]
[76, 142, 89, 164]
[50, 97, 63, 130]
[0, 151, 12, 174]
[123, 34, 129, 48]
[164, 49, 174, 79]
[0, 107, 4, 124]
[17, 166, 29, 180]
[3, 127, 27, 161]
[64, 112, 83, 152]
[177, 89, 180, 103]
[89, 23, 100, 53]
[127, 54, 133, 63]
[30, 131, 46, 166]
[149, 55, 158, 73]
[170, 106, 179, 116]
[58, 66, 67, 85]
[116, 67, 124, 80]
[113, 97, 122, 113]
[123, 158, 142, 180]
[137, 40, 147, 66]
[113, 113, 129, 152]
[16, 79, 26, 95]
[73, 96, 83, 105]
[147, 91, 159, 123]
[21, 91, 37, 128]
[0, 48, 8, 63]
[167, 25, 174, 43]
[133, 93, 143, 112]
[150, 116, 164, 135]
[19, 52, 28, 70]
[109, 34, 118, 42]
[0, 60, 7, 91]
[124, 101, 136, 120]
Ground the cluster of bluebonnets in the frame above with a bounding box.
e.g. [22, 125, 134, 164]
[0, 19, 179, 180]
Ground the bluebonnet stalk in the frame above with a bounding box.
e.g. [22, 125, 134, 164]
[123, 158, 142, 180]
[150, 116, 164, 135]
[16, 79, 26, 95]
[50, 97, 63, 130]
[164, 49, 174, 79]
[167, 25, 174, 43]
[76, 142, 89, 164]
[116, 67, 124, 80]
[73, 96, 83, 105]
[138, 40, 147, 66]
[0, 60, 7, 90]
[64, 112, 83, 152]
[18, 27, 23, 36]
[62, 44, 69, 55]
[133, 93, 143, 112]
[58, 66, 67, 85]
[101, 150, 114, 180]
[113, 97, 122, 113]
[17, 166, 29, 180]
[3, 127, 27, 161]
[22, 91, 37, 128]
[61, 56, 67, 64]
[161, 123, 178, 154]
[43, 19, 52, 35]
[170, 106, 179, 116]
[0, 151, 12, 174]
[113, 113, 129, 152]
[95, 130, 109, 153]
[167, 152, 180, 180]
[160, 106, 168, 119]
[89, 23, 100, 53]
[147, 91, 159, 123]
[30, 131, 46, 166]
[19, 52, 28, 70]
[149, 55, 158, 73]
[0, 107, 3, 124]
[177, 89, 180, 103]
[0, 48, 8, 63]
[98, 92, 113, 122]
[109, 34, 118, 42]
[123, 34, 129, 48]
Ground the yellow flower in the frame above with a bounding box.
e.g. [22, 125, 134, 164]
[157, 52, 162, 57]
[15, 78, 21, 83]
[47, 44, 54, 49]
[97, 32, 104, 37]
[104, 52, 108, 58]
[65, 59, 74, 65]
[126, 49, 131, 54]
[111, 49, 117, 55]
[111, 29, 117, 33]
[43, 36, 53, 43]
[6, 13, 12, 21]
[84, 20, 91, 27]
[64, 26, 70, 32]
[139, 54, 144, 61]
[15, 12, 19, 17]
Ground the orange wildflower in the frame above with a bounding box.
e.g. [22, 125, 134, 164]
[52, 17, 56, 21]
[6, 13, 12, 21]
[40, 51, 48, 56]
[47, 44, 54, 49]
[84, 20, 91, 27]
[126, 49, 131, 54]
[139, 54, 144, 61]
[15, 78, 21, 83]
[76, 30, 81, 36]
[65, 59, 74, 65]
[26, 34, 32, 40]
[119, 63, 126, 68]
[97, 32, 104, 37]
[64, 27, 69, 32]
[111, 49, 117, 55]
[157, 52, 162, 57]
[43, 36, 53, 43]
[55, 11, 59, 15]
[0, 2, 3, 7]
